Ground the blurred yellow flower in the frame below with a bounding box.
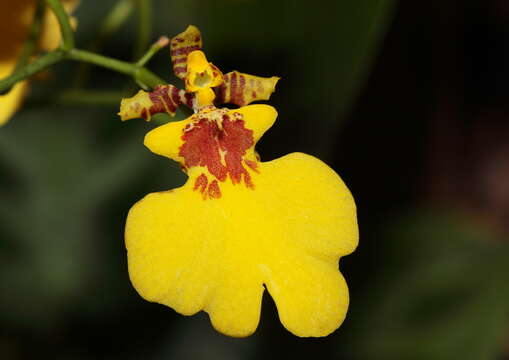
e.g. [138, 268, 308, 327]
[0, 0, 79, 126]
[123, 25, 358, 337]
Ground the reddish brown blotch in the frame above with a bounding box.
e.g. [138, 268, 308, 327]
[181, 112, 257, 199]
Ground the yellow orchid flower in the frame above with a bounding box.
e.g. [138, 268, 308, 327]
[122, 25, 358, 337]
[0, 0, 79, 126]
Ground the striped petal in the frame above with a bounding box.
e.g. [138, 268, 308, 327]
[215, 71, 280, 107]
[118, 85, 194, 121]
[170, 25, 203, 80]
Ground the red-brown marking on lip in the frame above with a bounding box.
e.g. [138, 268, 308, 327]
[194, 173, 208, 193]
[208, 180, 221, 199]
[245, 159, 259, 173]
[179, 112, 257, 199]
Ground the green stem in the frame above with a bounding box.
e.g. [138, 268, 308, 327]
[0, 51, 66, 94]
[0, 0, 167, 95]
[134, 0, 152, 59]
[15, 1, 45, 71]
[136, 36, 169, 67]
[74, 0, 135, 88]
[0, 49, 165, 94]
[68, 49, 134, 76]
[0, 0, 164, 94]
[68, 49, 165, 88]
[45, 0, 75, 51]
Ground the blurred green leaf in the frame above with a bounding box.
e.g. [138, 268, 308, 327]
[0, 106, 183, 329]
[341, 210, 509, 360]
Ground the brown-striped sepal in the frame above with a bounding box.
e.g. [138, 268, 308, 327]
[215, 71, 280, 107]
[119, 85, 194, 121]
[170, 25, 202, 80]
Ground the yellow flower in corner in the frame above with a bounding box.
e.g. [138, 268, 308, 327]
[0, 0, 79, 126]
[121, 25, 358, 337]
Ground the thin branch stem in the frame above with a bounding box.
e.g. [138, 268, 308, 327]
[0, 52, 66, 94]
[68, 49, 134, 76]
[15, 1, 46, 71]
[45, 0, 75, 51]
[0, 0, 165, 95]
[0, 49, 165, 94]
[74, 0, 135, 87]
[68, 49, 165, 88]
[136, 36, 169, 67]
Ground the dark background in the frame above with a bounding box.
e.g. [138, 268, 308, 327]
[1, 0, 509, 359]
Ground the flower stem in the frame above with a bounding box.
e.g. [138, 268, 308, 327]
[0, 49, 165, 94]
[136, 36, 169, 67]
[15, 1, 45, 71]
[0, 0, 166, 95]
[0, 51, 66, 94]
[67, 49, 165, 88]
[74, 0, 135, 88]
[45, 0, 75, 51]
[67, 49, 134, 76]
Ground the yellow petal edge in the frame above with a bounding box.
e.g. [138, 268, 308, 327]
[125, 104, 358, 337]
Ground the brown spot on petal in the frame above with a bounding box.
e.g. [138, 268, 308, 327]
[179, 112, 257, 198]
[194, 173, 208, 195]
[208, 180, 221, 199]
